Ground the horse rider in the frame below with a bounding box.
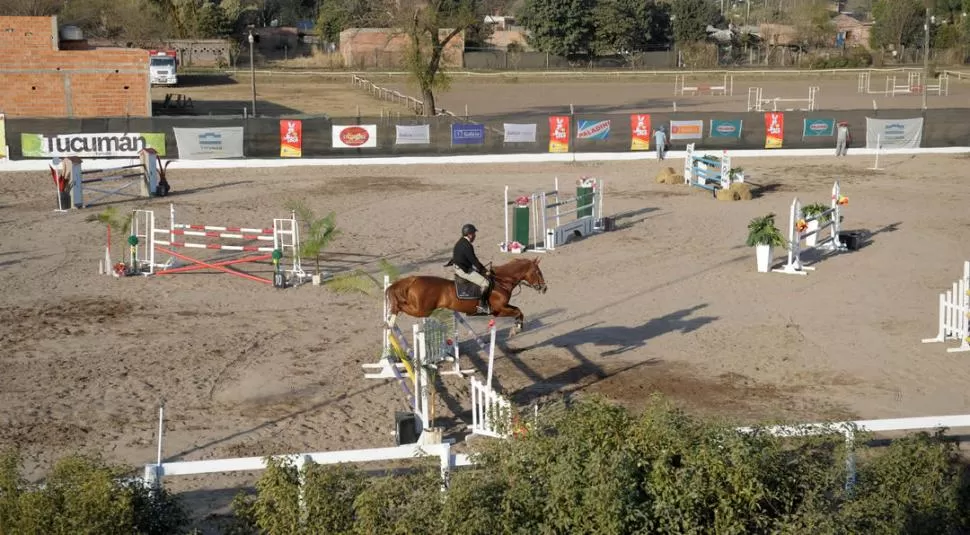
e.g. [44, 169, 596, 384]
[449, 223, 491, 314]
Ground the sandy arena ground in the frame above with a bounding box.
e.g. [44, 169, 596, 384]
[3, 151, 970, 527]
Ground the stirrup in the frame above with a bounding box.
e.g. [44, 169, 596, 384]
[476, 304, 490, 314]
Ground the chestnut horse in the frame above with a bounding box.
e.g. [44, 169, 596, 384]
[385, 258, 547, 335]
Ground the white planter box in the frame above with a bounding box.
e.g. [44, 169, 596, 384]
[804, 219, 819, 247]
[756, 244, 772, 273]
[312, 273, 322, 286]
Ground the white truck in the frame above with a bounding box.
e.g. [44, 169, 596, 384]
[149, 49, 179, 87]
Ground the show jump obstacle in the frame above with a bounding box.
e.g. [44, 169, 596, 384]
[50, 149, 164, 210]
[130, 204, 305, 285]
[364, 275, 510, 441]
[922, 261, 970, 353]
[674, 74, 734, 97]
[500, 177, 605, 254]
[773, 181, 849, 276]
[683, 144, 743, 195]
[746, 86, 819, 112]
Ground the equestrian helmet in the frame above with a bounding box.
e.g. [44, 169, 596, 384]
[461, 223, 478, 236]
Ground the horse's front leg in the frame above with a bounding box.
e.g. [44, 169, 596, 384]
[494, 304, 525, 336]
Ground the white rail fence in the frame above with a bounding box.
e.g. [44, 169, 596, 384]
[143, 414, 970, 492]
[350, 74, 462, 118]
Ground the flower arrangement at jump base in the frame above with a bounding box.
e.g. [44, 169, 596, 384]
[747, 213, 786, 273]
[797, 194, 848, 246]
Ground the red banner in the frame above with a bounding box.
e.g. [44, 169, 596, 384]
[630, 114, 651, 151]
[548, 116, 569, 153]
[280, 119, 302, 157]
[765, 112, 784, 149]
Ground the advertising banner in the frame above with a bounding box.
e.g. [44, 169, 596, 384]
[173, 128, 242, 159]
[577, 120, 611, 140]
[765, 112, 784, 148]
[866, 117, 923, 149]
[503, 123, 536, 143]
[395, 124, 431, 145]
[669, 120, 703, 140]
[630, 114, 651, 151]
[709, 119, 743, 139]
[332, 124, 377, 148]
[22, 132, 167, 158]
[548, 116, 570, 152]
[0, 113, 6, 159]
[802, 118, 835, 138]
[451, 123, 485, 145]
[280, 120, 302, 158]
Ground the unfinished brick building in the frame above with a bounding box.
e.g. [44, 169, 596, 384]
[0, 16, 150, 118]
[340, 28, 464, 69]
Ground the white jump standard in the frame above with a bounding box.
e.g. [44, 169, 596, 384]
[922, 261, 970, 353]
[773, 181, 849, 275]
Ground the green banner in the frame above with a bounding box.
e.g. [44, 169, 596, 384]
[802, 119, 835, 138]
[20, 132, 166, 158]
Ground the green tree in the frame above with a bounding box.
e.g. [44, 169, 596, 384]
[196, 1, 235, 38]
[592, 0, 672, 58]
[792, 0, 836, 49]
[517, 0, 598, 56]
[670, 0, 721, 43]
[316, 0, 390, 45]
[394, 0, 480, 117]
[870, 0, 924, 50]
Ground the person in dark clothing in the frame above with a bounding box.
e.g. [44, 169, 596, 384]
[450, 223, 491, 314]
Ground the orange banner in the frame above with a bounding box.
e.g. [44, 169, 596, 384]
[280, 119, 302, 158]
[765, 112, 784, 149]
[548, 116, 569, 153]
[630, 114, 651, 151]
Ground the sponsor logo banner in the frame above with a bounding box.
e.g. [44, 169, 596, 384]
[548, 116, 569, 152]
[395, 124, 431, 145]
[709, 119, 743, 139]
[630, 114, 651, 151]
[765, 112, 784, 148]
[280, 120, 302, 158]
[503, 123, 536, 143]
[451, 123, 485, 145]
[577, 120, 610, 140]
[332, 125, 377, 148]
[21, 132, 167, 158]
[173, 128, 243, 159]
[802, 118, 835, 137]
[0, 113, 6, 159]
[866, 117, 923, 149]
[669, 120, 703, 140]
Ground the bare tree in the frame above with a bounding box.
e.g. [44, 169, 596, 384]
[393, 0, 479, 116]
[0, 0, 63, 16]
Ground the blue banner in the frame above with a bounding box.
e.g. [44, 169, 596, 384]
[451, 123, 485, 145]
[709, 119, 742, 138]
[803, 118, 835, 137]
[576, 120, 611, 140]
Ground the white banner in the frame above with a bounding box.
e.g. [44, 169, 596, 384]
[669, 120, 704, 140]
[332, 125, 377, 148]
[866, 117, 923, 149]
[173, 127, 244, 159]
[22, 132, 167, 158]
[503, 123, 537, 143]
[395, 124, 430, 145]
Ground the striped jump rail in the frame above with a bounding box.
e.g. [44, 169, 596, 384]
[131, 203, 306, 285]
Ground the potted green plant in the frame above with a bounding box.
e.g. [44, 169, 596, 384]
[728, 166, 745, 183]
[746, 213, 786, 273]
[800, 202, 829, 247]
[286, 201, 340, 286]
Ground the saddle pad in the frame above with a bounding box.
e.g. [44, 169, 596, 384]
[454, 276, 481, 300]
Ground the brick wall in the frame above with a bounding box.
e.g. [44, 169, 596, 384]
[340, 28, 464, 69]
[0, 16, 150, 118]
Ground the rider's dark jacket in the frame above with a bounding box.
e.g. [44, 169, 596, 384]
[451, 237, 486, 274]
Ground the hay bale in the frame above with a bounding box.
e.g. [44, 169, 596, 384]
[715, 182, 754, 202]
[655, 167, 684, 185]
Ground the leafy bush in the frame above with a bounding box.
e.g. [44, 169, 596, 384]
[0, 449, 187, 534]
